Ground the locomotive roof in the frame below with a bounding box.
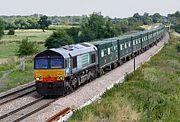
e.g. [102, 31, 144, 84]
[90, 37, 119, 45]
[50, 42, 97, 58]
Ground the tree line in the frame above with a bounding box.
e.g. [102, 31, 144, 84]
[0, 14, 83, 30]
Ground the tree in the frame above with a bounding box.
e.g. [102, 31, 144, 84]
[66, 27, 80, 43]
[79, 25, 95, 42]
[38, 15, 51, 32]
[79, 12, 117, 42]
[0, 19, 4, 40]
[27, 17, 39, 29]
[17, 38, 38, 56]
[85, 12, 106, 39]
[8, 28, 15, 35]
[45, 30, 73, 49]
[176, 44, 180, 53]
[143, 16, 153, 25]
[103, 20, 117, 38]
[152, 13, 163, 23]
[175, 24, 180, 33]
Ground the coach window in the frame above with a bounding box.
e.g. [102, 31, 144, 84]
[101, 50, 104, 57]
[108, 48, 111, 55]
[129, 42, 131, 47]
[72, 56, 77, 68]
[120, 44, 123, 50]
[125, 43, 127, 49]
[133, 40, 135, 45]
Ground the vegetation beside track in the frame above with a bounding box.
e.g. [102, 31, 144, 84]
[0, 57, 34, 92]
[69, 33, 180, 122]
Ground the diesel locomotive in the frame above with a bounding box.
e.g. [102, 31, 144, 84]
[34, 25, 165, 96]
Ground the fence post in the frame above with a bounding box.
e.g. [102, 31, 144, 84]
[19, 57, 25, 71]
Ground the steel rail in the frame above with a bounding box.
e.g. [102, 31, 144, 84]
[0, 85, 36, 106]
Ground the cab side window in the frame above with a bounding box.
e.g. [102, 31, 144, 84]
[91, 54, 96, 63]
[72, 56, 77, 68]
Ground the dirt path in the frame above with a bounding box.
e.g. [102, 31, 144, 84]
[0, 58, 8, 65]
[0, 70, 14, 91]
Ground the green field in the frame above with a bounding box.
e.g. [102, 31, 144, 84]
[69, 33, 180, 122]
[2, 29, 53, 42]
[0, 29, 53, 59]
[48, 25, 79, 30]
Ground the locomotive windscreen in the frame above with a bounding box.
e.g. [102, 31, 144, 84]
[35, 58, 64, 69]
[50, 58, 64, 69]
[35, 58, 48, 69]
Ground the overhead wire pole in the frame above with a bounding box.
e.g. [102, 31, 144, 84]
[131, 36, 135, 73]
[134, 53, 135, 73]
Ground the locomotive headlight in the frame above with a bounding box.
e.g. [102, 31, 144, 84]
[59, 76, 63, 80]
[36, 76, 42, 81]
[36, 77, 40, 81]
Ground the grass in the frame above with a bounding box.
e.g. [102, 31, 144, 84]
[5, 62, 34, 90]
[0, 42, 45, 59]
[0, 29, 52, 58]
[0, 43, 18, 58]
[69, 33, 180, 122]
[0, 57, 34, 92]
[2, 29, 53, 43]
[48, 25, 79, 30]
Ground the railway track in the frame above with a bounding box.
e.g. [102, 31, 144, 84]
[0, 96, 57, 122]
[0, 81, 59, 122]
[0, 83, 35, 106]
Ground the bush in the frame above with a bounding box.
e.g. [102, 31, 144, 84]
[176, 44, 180, 52]
[17, 38, 38, 56]
[7, 28, 15, 35]
[0, 19, 4, 40]
[175, 24, 180, 34]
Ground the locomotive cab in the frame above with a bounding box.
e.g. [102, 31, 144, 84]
[34, 50, 67, 96]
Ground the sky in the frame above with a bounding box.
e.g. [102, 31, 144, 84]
[0, 0, 179, 18]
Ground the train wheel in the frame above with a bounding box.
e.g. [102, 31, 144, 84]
[64, 81, 73, 95]
[73, 77, 79, 88]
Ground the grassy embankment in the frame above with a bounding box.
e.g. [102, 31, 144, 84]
[0, 57, 34, 92]
[69, 33, 180, 122]
[0, 29, 53, 92]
